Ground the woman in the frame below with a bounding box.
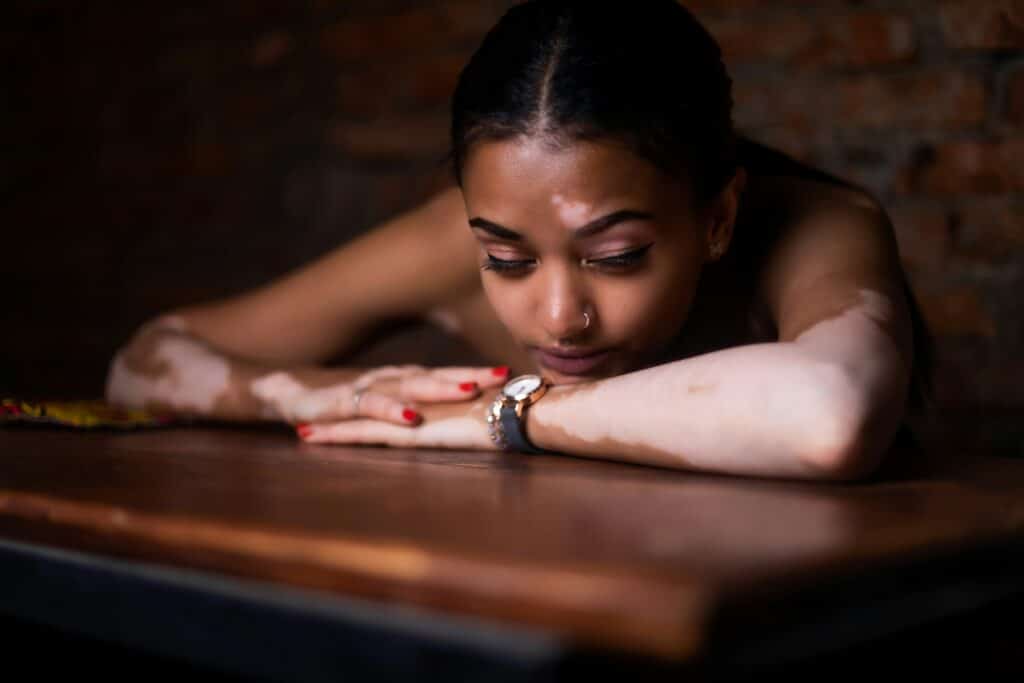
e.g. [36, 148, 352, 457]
[106, 0, 933, 480]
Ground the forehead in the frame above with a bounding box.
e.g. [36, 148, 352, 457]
[462, 137, 683, 210]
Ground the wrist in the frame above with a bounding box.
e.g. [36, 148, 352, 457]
[523, 382, 569, 453]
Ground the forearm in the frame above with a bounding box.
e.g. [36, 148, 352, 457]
[105, 316, 361, 421]
[526, 342, 865, 480]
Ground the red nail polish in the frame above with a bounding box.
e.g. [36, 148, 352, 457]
[459, 382, 477, 392]
[492, 366, 509, 378]
[296, 424, 313, 438]
[402, 409, 421, 423]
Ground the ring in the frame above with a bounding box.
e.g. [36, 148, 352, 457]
[351, 386, 368, 416]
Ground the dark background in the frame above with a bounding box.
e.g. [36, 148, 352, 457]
[3, 1, 1022, 455]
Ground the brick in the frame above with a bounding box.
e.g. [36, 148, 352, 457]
[836, 70, 987, 129]
[320, 2, 501, 63]
[1003, 62, 1024, 126]
[897, 139, 1024, 195]
[888, 203, 954, 272]
[735, 69, 985, 138]
[321, 9, 448, 62]
[683, 0, 825, 14]
[335, 52, 467, 118]
[940, 0, 1024, 50]
[707, 11, 915, 68]
[405, 52, 468, 110]
[918, 288, 998, 338]
[326, 115, 449, 162]
[951, 198, 1024, 265]
[733, 77, 819, 134]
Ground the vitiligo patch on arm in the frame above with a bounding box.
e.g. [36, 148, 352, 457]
[792, 288, 911, 374]
[107, 336, 232, 414]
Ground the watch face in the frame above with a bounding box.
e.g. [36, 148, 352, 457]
[503, 374, 542, 401]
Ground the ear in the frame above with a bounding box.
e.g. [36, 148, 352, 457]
[704, 166, 747, 263]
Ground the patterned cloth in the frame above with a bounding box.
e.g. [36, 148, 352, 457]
[0, 399, 174, 429]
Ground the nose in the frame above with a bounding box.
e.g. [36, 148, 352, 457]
[537, 264, 592, 343]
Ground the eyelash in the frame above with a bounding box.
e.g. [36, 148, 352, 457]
[481, 243, 654, 274]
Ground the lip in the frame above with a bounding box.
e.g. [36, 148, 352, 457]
[533, 347, 614, 375]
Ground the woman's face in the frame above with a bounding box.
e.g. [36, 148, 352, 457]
[461, 136, 736, 385]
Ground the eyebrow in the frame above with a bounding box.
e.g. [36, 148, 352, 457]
[468, 209, 655, 242]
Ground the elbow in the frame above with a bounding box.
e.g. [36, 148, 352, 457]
[802, 419, 879, 482]
[104, 348, 134, 407]
[797, 368, 882, 482]
[104, 316, 181, 407]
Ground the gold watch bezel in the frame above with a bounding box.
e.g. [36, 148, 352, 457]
[501, 374, 551, 418]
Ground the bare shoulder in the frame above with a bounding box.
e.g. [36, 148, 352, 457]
[747, 174, 913, 366]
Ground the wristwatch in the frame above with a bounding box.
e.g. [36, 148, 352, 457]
[487, 374, 552, 454]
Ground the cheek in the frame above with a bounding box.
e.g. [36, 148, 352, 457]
[610, 260, 700, 341]
[602, 279, 673, 334]
[480, 276, 524, 328]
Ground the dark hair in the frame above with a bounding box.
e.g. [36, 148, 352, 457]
[449, 0, 738, 212]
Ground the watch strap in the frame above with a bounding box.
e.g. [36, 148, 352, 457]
[498, 400, 548, 454]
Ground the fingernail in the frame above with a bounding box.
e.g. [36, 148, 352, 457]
[492, 366, 509, 378]
[459, 381, 477, 392]
[402, 409, 421, 423]
[296, 424, 313, 439]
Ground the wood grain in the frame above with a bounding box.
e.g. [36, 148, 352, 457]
[1, 426, 1022, 662]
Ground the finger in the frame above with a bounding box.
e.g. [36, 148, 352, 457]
[429, 366, 511, 386]
[351, 390, 423, 426]
[393, 374, 482, 402]
[288, 385, 421, 425]
[351, 364, 423, 389]
[300, 419, 417, 447]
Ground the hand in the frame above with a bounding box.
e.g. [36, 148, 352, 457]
[252, 364, 510, 426]
[296, 386, 504, 451]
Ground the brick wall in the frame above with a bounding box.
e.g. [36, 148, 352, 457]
[3, 1, 1022, 453]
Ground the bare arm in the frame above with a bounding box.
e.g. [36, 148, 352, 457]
[526, 334, 890, 481]
[105, 315, 364, 421]
[105, 186, 488, 422]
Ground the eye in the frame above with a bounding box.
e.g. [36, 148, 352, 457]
[480, 243, 654, 276]
[583, 243, 654, 270]
[480, 254, 535, 274]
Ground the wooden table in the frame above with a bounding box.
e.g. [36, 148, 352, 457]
[1, 425, 1023, 680]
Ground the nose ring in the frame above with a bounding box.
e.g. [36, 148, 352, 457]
[582, 312, 591, 329]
